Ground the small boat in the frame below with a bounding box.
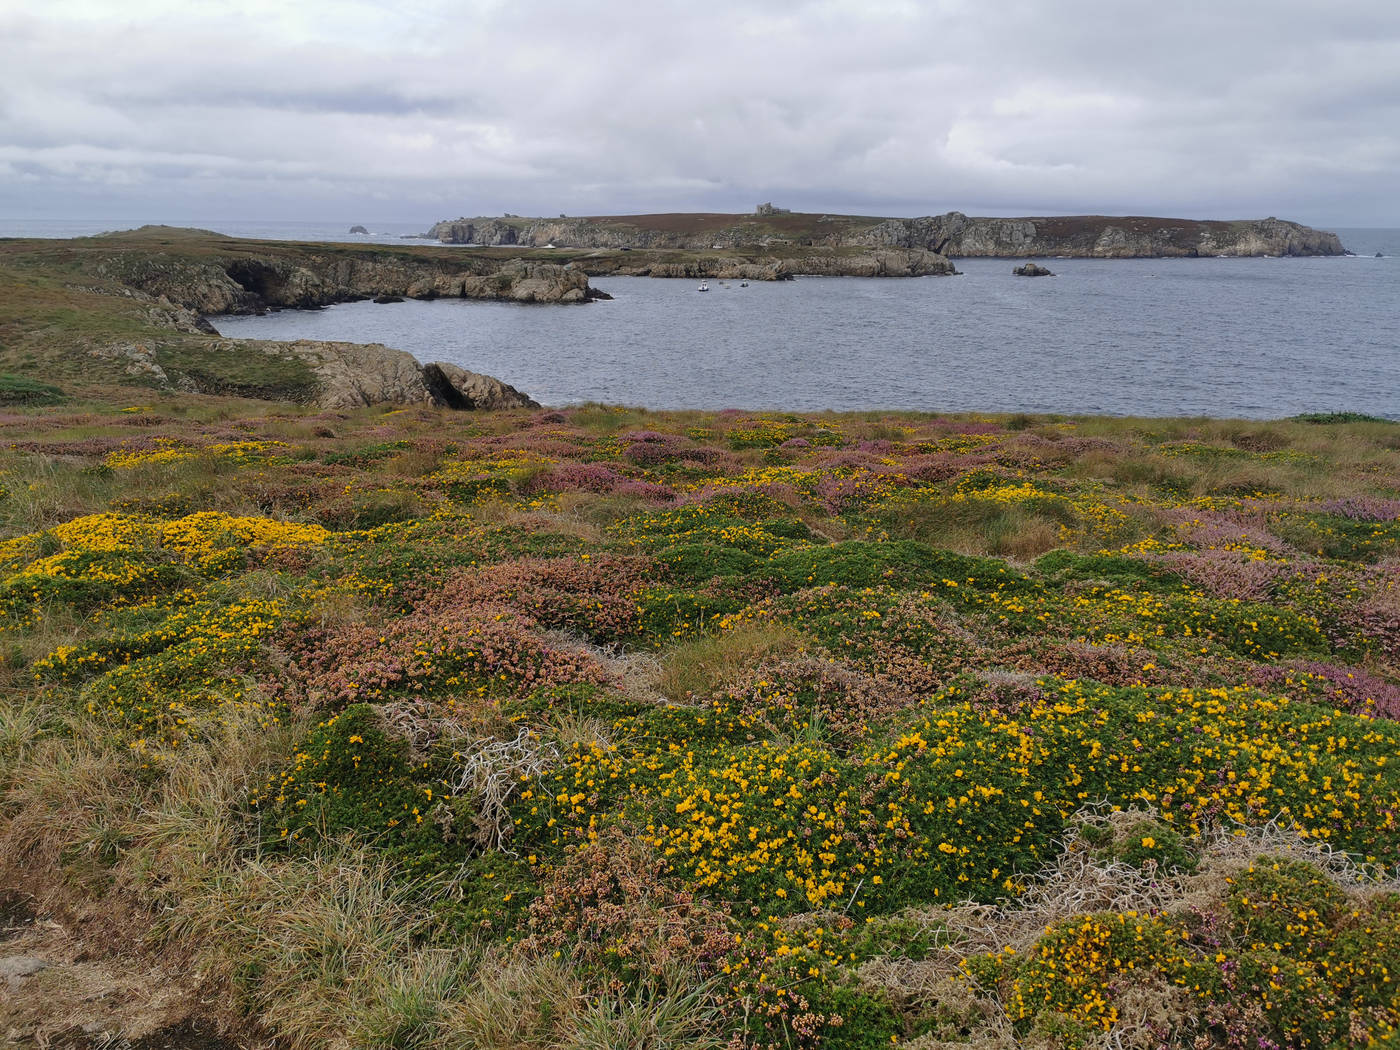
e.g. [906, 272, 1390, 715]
[739, 280, 749, 287]
[698, 282, 709, 292]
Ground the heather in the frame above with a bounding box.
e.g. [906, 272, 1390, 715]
[2, 400, 1399, 1049]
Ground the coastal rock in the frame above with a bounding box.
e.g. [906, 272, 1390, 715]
[793, 249, 956, 277]
[1013, 262, 1054, 277]
[102, 249, 600, 314]
[1195, 217, 1345, 258]
[373, 294, 405, 304]
[98, 255, 260, 313]
[273, 340, 435, 409]
[249, 340, 540, 411]
[424, 363, 540, 410]
[349, 225, 369, 234]
[586, 249, 955, 280]
[460, 260, 594, 303]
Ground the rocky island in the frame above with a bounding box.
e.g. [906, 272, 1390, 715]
[429, 207, 1344, 260]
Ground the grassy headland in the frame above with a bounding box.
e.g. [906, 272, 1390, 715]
[0, 227, 598, 407]
[1, 388, 1398, 1047]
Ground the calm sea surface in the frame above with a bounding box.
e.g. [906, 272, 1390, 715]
[7, 220, 1397, 418]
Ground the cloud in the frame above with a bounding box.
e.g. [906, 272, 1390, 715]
[2, 0, 1397, 224]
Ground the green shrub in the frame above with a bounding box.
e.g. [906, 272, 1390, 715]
[0, 373, 64, 405]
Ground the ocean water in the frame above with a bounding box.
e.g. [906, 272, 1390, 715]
[7, 218, 1397, 418]
[212, 248, 1399, 419]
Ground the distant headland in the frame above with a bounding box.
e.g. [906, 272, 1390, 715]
[428, 206, 1345, 260]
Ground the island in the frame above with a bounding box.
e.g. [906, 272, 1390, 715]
[429, 207, 1345, 259]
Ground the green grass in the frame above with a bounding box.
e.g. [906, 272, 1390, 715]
[155, 341, 320, 402]
[0, 373, 64, 405]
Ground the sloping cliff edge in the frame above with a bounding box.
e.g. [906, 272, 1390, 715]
[429, 211, 1345, 259]
[0, 227, 548, 410]
[98, 227, 606, 312]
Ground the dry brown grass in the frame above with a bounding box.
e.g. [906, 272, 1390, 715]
[173, 846, 450, 1050]
[654, 622, 807, 703]
[0, 706, 137, 881]
[438, 953, 584, 1050]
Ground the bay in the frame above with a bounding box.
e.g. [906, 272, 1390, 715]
[212, 249, 1400, 419]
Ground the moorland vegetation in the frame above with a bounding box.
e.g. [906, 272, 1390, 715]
[0, 390, 1398, 1049]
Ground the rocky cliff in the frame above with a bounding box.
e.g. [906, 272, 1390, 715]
[0, 227, 551, 411]
[99, 241, 601, 314]
[911, 213, 1345, 258]
[429, 211, 1344, 259]
[579, 247, 956, 279]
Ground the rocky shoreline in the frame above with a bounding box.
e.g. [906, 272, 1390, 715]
[576, 246, 957, 279]
[0, 215, 1349, 414]
[0, 227, 554, 410]
[99, 229, 607, 313]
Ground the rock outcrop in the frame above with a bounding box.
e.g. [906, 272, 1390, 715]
[247, 340, 539, 411]
[428, 210, 1344, 259]
[96, 238, 603, 316]
[581, 248, 956, 280]
[1013, 262, 1054, 277]
[424, 363, 540, 410]
[278, 340, 434, 409]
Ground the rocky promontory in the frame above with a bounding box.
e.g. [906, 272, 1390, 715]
[0, 226, 554, 410]
[97, 228, 603, 313]
[428, 209, 1344, 259]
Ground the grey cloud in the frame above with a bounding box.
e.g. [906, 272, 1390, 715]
[1, 0, 1398, 225]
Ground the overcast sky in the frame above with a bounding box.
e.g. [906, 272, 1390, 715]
[2, 0, 1398, 227]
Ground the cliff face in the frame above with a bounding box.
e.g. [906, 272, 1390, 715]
[430, 217, 698, 250]
[429, 211, 1344, 259]
[97, 241, 600, 314]
[0, 228, 552, 410]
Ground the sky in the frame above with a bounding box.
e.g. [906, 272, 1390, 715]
[2, 0, 1398, 228]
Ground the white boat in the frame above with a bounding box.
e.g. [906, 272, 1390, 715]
[698, 282, 709, 292]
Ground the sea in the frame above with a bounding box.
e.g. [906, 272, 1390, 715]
[5, 219, 1398, 419]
